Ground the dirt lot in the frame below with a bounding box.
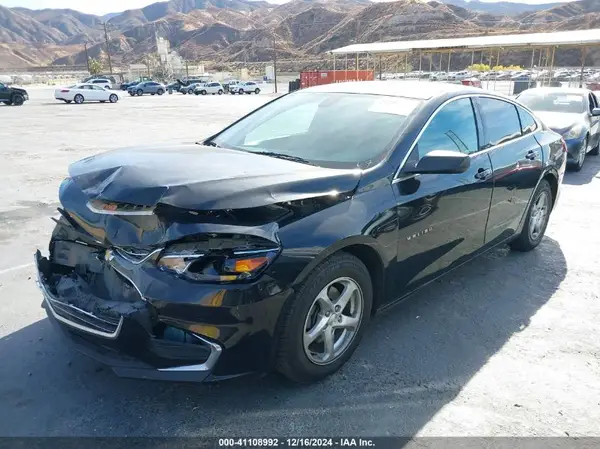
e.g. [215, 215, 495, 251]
[0, 86, 599, 437]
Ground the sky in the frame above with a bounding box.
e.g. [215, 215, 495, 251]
[0, 0, 581, 16]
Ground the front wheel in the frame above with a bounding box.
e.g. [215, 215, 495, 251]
[137, 89, 143, 96]
[571, 136, 587, 172]
[157, 89, 164, 96]
[129, 92, 135, 96]
[12, 94, 24, 106]
[109, 94, 118, 103]
[509, 180, 552, 252]
[275, 253, 372, 383]
[200, 90, 207, 95]
[188, 88, 194, 95]
[218, 89, 223, 95]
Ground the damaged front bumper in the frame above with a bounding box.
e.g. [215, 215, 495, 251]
[35, 252, 224, 382]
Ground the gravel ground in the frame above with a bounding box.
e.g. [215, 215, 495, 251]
[0, 86, 599, 437]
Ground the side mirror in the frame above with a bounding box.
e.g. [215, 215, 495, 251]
[592, 108, 600, 117]
[403, 150, 471, 175]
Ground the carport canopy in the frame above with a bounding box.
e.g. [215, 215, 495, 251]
[329, 28, 600, 55]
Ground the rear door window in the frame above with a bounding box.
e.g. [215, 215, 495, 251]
[478, 97, 523, 148]
[516, 105, 537, 135]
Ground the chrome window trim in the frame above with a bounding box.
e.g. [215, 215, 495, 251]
[392, 93, 542, 184]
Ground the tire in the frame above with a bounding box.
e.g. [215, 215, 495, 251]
[109, 94, 118, 103]
[509, 180, 553, 252]
[12, 94, 24, 106]
[275, 253, 372, 384]
[200, 90, 207, 95]
[194, 91, 200, 96]
[169, 89, 173, 95]
[151, 93, 155, 96]
[570, 136, 587, 172]
[137, 89, 143, 96]
[590, 139, 599, 156]
[157, 89, 164, 95]
[129, 92, 135, 96]
[74, 94, 84, 104]
[245, 91, 251, 95]
[218, 89, 223, 95]
[254, 88, 260, 94]
[188, 88, 194, 95]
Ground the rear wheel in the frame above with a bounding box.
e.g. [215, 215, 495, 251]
[201, 90, 207, 95]
[254, 88, 260, 94]
[218, 89, 223, 95]
[509, 180, 552, 252]
[109, 94, 118, 103]
[275, 253, 372, 383]
[74, 94, 84, 104]
[12, 94, 24, 106]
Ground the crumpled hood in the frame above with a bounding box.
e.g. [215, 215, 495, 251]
[68, 144, 362, 211]
[534, 111, 584, 135]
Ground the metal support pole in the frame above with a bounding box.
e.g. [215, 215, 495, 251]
[579, 47, 588, 88]
[356, 52, 359, 78]
[480, 51, 484, 64]
[272, 34, 278, 93]
[447, 51, 452, 73]
[419, 51, 422, 78]
[493, 49, 501, 92]
[531, 49, 536, 69]
[84, 42, 90, 73]
[345, 53, 348, 81]
[379, 55, 382, 80]
[471, 50, 475, 67]
[429, 53, 433, 73]
[333, 53, 336, 82]
[549, 46, 556, 86]
[405, 52, 408, 78]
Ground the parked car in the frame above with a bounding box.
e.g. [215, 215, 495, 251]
[517, 87, 600, 171]
[0, 82, 28, 106]
[230, 81, 261, 94]
[179, 79, 207, 95]
[35, 81, 566, 384]
[54, 83, 120, 104]
[121, 77, 152, 91]
[86, 78, 112, 90]
[128, 82, 166, 96]
[223, 80, 242, 92]
[194, 82, 224, 95]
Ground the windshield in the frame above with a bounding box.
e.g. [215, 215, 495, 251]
[518, 91, 586, 114]
[211, 92, 423, 169]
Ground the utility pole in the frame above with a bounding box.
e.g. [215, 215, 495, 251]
[84, 42, 90, 73]
[102, 22, 113, 74]
[185, 60, 189, 78]
[272, 34, 278, 94]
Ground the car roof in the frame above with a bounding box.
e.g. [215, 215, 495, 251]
[521, 87, 591, 95]
[301, 80, 482, 100]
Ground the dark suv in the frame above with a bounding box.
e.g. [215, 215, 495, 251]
[0, 82, 29, 106]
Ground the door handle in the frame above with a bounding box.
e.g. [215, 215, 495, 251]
[526, 150, 539, 160]
[474, 167, 492, 180]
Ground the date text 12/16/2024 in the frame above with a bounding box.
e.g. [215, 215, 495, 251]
[219, 439, 376, 447]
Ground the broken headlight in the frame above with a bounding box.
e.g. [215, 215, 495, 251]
[157, 241, 280, 283]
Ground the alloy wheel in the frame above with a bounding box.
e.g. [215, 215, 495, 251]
[303, 277, 363, 366]
[529, 190, 549, 241]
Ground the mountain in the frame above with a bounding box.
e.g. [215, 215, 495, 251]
[442, 0, 567, 16]
[0, 0, 596, 69]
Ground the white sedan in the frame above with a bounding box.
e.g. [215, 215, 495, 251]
[54, 83, 120, 104]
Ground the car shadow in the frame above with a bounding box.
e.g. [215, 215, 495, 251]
[0, 237, 566, 437]
[563, 155, 600, 185]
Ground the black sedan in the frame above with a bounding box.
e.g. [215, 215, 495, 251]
[516, 87, 600, 171]
[35, 81, 566, 384]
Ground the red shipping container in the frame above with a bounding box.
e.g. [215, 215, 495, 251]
[300, 70, 375, 89]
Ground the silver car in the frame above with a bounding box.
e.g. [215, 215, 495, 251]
[128, 81, 166, 96]
[194, 82, 224, 95]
